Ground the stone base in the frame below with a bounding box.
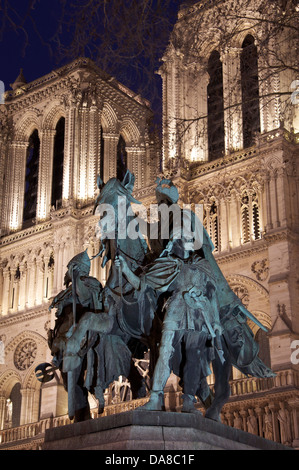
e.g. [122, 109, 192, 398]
[42, 410, 292, 450]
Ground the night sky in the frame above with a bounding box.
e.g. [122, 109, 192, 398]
[0, 1, 182, 120]
[0, 1, 66, 93]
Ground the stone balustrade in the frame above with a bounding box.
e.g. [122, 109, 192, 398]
[0, 372, 298, 449]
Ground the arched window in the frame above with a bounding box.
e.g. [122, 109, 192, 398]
[241, 35, 260, 148]
[241, 191, 261, 244]
[209, 202, 220, 251]
[207, 51, 225, 161]
[51, 117, 65, 209]
[4, 383, 21, 429]
[100, 126, 104, 181]
[241, 193, 250, 243]
[252, 192, 261, 240]
[117, 135, 127, 181]
[23, 129, 40, 226]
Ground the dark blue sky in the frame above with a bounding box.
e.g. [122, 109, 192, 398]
[0, 1, 182, 118]
[0, 0, 66, 91]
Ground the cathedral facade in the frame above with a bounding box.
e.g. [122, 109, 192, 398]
[0, 0, 298, 449]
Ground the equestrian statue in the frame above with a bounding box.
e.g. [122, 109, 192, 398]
[36, 170, 275, 423]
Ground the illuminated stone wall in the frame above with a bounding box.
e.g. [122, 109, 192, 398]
[0, 58, 157, 427]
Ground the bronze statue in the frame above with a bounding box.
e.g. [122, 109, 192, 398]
[37, 171, 275, 423]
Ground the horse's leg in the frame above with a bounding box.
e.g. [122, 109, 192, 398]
[205, 348, 231, 422]
[66, 312, 113, 355]
[139, 330, 176, 411]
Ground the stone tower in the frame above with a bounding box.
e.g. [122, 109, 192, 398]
[155, 0, 299, 446]
[0, 0, 298, 449]
[0, 58, 158, 445]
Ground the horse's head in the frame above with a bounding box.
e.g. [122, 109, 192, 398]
[94, 170, 140, 213]
[93, 170, 148, 282]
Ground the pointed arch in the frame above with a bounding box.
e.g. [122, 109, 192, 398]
[207, 50, 225, 161]
[14, 110, 41, 142]
[51, 116, 65, 209]
[23, 129, 40, 226]
[101, 102, 118, 133]
[42, 101, 65, 131]
[226, 273, 271, 333]
[119, 117, 141, 146]
[0, 370, 22, 397]
[241, 34, 260, 147]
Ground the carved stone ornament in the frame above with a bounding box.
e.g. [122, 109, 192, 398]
[14, 339, 37, 370]
[251, 259, 269, 281]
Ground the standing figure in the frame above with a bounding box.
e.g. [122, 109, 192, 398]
[116, 236, 224, 413]
[48, 250, 113, 421]
[277, 402, 292, 446]
[263, 406, 274, 441]
[233, 411, 243, 430]
[247, 408, 258, 435]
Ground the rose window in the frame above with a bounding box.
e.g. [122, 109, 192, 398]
[14, 339, 37, 370]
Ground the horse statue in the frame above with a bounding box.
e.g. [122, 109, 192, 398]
[37, 171, 160, 421]
[36, 170, 275, 423]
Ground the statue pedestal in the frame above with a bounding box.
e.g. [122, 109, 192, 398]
[42, 410, 291, 450]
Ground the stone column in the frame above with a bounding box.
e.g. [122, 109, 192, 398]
[126, 146, 145, 189]
[7, 141, 28, 231]
[43, 255, 49, 302]
[19, 388, 28, 425]
[63, 99, 77, 203]
[160, 57, 180, 166]
[1, 268, 10, 316]
[257, 187, 265, 237]
[221, 47, 243, 153]
[18, 263, 27, 311]
[0, 396, 6, 430]
[20, 388, 36, 425]
[230, 192, 241, 248]
[102, 133, 119, 182]
[26, 260, 37, 309]
[87, 103, 98, 200]
[35, 257, 45, 306]
[225, 197, 232, 251]
[52, 242, 64, 295]
[9, 267, 19, 313]
[78, 106, 88, 202]
[37, 129, 55, 221]
[264, 173, 272, 231]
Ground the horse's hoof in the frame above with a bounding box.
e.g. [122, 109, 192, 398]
[205, 410, 221, 422]
[138, 391, 165, 411]
[182, 408, 202, 415]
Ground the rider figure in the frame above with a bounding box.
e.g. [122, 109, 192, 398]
[115, 235, 223, 413]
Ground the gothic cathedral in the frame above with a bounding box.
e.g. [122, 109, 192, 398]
[0, 0, 298, 449]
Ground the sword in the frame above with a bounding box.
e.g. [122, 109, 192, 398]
[237, 304, 268, 332]
[201, 309, 225, 365]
